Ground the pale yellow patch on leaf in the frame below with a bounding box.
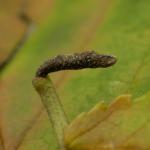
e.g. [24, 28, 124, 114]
[64, 93, 150, 150]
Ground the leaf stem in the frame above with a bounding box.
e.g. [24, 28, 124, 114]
[32, 77, 68, 150]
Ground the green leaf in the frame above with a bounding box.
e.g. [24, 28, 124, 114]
[1, 0, 150, 149]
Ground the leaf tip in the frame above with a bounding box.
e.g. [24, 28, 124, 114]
[109, 94, 132, 110]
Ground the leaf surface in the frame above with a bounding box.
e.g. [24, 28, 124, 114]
[64, 93, 150, 150]
[0, 0, 150, 150]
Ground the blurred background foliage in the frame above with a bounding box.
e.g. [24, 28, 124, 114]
[0, 0, 150, 149]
